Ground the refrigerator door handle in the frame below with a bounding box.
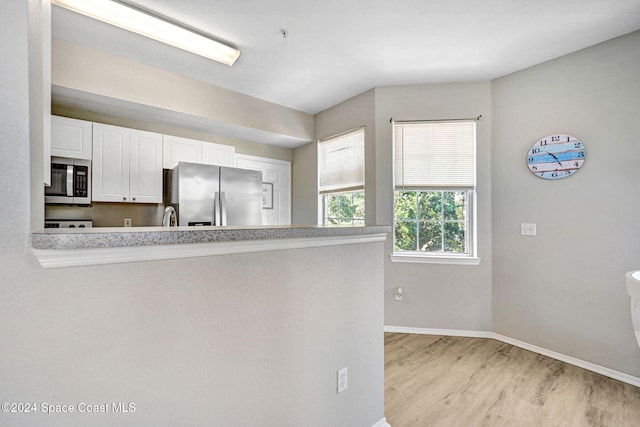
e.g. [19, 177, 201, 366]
[214, 191, 221, 226]
[220, 192, 227, 226]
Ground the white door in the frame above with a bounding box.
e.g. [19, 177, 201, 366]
[92, 123, 130, 202]
[130, 130, 163, 203]
[236, 154, 291, 226]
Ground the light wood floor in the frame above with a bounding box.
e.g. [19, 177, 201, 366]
[384, 333, 640, 427]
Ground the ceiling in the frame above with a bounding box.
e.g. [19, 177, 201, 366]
[52, 0, 640, 116]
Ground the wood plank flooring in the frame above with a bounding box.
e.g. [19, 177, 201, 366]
[384, 333, 640, 427]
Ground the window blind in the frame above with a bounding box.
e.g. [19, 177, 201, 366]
[318, 128, 365, 194]
[394, 121, 476, 189]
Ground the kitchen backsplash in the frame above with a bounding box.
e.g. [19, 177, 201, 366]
[45, 203, 165, 227]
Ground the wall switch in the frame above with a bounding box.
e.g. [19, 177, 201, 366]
[337, 367, 348, 393]
[395, 287, 403, 301]
[124, 218, 132, 227]
[520, 223, 536, 236]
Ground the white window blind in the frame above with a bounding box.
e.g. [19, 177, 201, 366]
[394, 121, 476, 189]
[318, 128, 365, 194]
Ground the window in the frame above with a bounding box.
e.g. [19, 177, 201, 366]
[322, 191, 365, 225]
[392, 120, 478, 263]
[318, 128, 365, 225]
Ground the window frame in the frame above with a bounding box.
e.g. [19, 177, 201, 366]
[317, 127, 365, 226]
[391, 120, 480, 265]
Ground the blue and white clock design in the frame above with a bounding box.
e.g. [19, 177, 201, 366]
[527, 134, 586, 180]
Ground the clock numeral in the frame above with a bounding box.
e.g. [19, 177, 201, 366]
[551, 171, 558, 178]
[574, 161, 580, 167]
[531, 148, 541, 154]
[531, 165, 538, 171]
[577, 151, 585, 158]
[574, 142, 582, 148]
[528, 156, 534, 164]
[551, 136, 561, 142]
[539, 139, 548, 146]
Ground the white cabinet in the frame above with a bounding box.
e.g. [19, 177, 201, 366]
[202, 141, 235, 167]
[162, 134, 235, 169]
[51, 116, 92, 160]
[162, 135, 201, 168]
[92, 123, 162, 203]
[129, 129, 164, 203]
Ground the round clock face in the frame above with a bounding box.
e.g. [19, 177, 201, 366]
[527, 134, 586, 180]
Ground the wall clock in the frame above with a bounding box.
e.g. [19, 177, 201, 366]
[526, 133, 586, 180]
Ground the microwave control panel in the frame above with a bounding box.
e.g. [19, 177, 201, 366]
[74, 166, 89, 197]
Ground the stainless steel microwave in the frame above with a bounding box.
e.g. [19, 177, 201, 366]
[45, 157, 91, 205]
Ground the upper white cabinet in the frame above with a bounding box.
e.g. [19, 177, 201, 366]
[51, 116, 92, 160]
[202, 141, 235, 167]
[93, 123, 162, 203]
[162, 135, 201, 168]
[163, 134, 235, 169]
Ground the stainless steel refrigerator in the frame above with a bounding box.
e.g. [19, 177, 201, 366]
[166, 162, 263, 226]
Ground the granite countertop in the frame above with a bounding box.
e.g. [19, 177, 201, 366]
[32, 225, 391, 250]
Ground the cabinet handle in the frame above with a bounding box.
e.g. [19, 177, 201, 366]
[132, 197, 136, 201]
[123, 197, 126, 201]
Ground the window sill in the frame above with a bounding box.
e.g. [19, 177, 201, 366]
[390, 253, 481, 266]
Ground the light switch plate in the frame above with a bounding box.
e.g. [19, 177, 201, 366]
[521, 223, 536, 236]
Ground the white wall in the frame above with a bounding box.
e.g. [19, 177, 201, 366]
[0, 3, 386, 425]
[492, 31, 640, 376]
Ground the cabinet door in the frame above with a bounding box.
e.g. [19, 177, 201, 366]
[130, 130, 163, 203]
[162, 135, 201, 169]
[202, 141, 235, 167]
[51, 116, 92, 160]
[92, 123, 130, 202]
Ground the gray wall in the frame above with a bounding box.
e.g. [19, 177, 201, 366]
[298, 31, 640, 377]
[304, 83, 494, 332]
[492, 31, 640, 376]
[303, 90, 376, 225]
[375, 83, 494, 332]
[1, 2, 386, 425]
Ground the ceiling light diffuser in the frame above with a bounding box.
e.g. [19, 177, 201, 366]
[52, 0, 240, 66]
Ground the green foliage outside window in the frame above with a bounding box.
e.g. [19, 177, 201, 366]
[394, 190, 467, 253]
[324, 191, 365, 225]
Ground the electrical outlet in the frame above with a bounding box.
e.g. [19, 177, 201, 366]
[520, 223, 536, 236]
[337, 367, 348, 393]
[124, 218, 132, 227]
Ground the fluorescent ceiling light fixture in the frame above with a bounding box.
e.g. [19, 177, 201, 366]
[52, 0, 240, 66]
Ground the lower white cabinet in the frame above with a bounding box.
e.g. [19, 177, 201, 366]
[92, 123, 163, 203]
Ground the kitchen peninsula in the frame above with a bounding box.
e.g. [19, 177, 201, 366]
[32, 225, 390, 269]
[28, 224, 390, 426]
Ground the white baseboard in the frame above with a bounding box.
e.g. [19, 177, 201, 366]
[384, 325, 640, 388]
[371, 417, 391, 427]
